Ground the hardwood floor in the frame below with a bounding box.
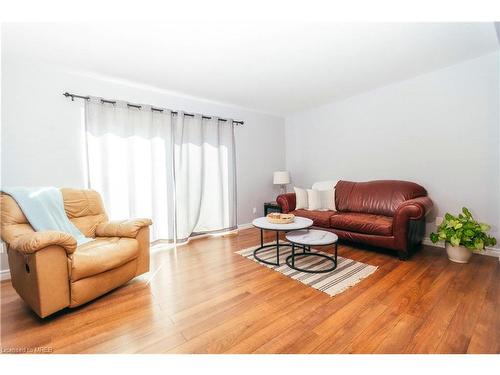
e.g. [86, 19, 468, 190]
[1, 227, 499, 354]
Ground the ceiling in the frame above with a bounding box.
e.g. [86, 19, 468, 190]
[2, 22, 499, 115]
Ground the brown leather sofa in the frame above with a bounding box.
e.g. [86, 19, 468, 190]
[277, 180, 433, 259]
[0, 188, 152, 318]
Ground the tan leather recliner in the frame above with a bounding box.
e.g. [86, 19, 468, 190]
[0, 188, 152, 318]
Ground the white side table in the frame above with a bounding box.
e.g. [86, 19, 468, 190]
[285, 229, 339, 273]
[251, 217, 313, 266]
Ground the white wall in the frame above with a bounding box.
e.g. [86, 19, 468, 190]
[2, 50, 499, 275]
[286, 52, 500, 242]
[1, 56, 286, 272]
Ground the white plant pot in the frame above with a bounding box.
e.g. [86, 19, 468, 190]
[445, 243, 472, 264]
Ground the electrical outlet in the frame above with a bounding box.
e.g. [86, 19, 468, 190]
[252, 207, 257, 215]
[435, 216, 443, 226]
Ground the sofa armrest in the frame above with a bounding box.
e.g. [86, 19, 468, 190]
[393, 196, 433, 233]
[95, 218, 153, 238]
[276, 193, 296, 214]
[9, 231, 77, 255]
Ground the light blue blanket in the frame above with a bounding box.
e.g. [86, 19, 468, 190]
[2, 187, 92, 245]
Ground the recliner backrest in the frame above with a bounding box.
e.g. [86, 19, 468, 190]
[0, 193, 35, 244]
[0, 188, 108, 245]
[61, 188, 108, 237]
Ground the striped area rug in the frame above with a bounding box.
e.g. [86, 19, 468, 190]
[236, 242, 378, 297]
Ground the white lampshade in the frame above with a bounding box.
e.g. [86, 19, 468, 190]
[273, 171, 290, 185]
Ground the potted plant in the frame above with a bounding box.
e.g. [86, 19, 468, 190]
[430, 207, 496, 263]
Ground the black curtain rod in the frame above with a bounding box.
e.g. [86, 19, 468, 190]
[63, 92, 244, 125]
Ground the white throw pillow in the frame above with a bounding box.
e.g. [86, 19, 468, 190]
[312, 180, 338, 191]
[319, 189, 336, 211]
[294, 187, 308, 210]
[307, 189, 322, 210]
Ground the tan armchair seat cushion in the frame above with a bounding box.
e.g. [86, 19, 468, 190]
[70, 237, 139, 282]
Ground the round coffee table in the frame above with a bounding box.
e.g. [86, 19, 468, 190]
[285, 229, 338, 273]
[251, 216, 313, 266]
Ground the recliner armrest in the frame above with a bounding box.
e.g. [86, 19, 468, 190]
[276, 193, 296, 213]
[9, 231, 77, 255]
[95, 218, 153, 238]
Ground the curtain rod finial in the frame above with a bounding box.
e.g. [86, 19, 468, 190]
[63, 92, 74, 101]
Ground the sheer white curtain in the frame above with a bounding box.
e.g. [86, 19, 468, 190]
[85, 98, 237, 243]
[173, 113, 237, 241]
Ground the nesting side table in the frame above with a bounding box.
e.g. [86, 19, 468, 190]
[285, 229, 338, 273]
[251, 217, 313, 266]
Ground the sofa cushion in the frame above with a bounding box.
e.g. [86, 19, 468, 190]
[330, 212, 393, 236]
[70, 237, 139, 281]
[335, 180, 427, 217]
[291, 209, 336, 228]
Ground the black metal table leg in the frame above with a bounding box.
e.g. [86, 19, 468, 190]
[276, 231, 280, 265]
[285, 242, 338, 274]
[253, 230, 292, 266]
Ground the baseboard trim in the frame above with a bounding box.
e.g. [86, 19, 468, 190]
[237, 223, 253, 230]
[422, 238, 500, 259]
[0, 269, 11, 281]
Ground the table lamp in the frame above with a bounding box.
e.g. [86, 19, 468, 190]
[273, 171, 290, 195]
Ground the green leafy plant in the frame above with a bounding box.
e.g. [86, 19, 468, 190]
[430, 207, 496, 250]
